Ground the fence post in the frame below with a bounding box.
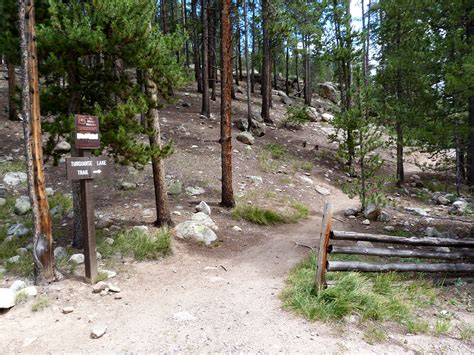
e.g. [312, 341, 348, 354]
[315, 202, 333, 292]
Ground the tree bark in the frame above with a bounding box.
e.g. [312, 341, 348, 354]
[144, 71, 173, 227]
[7, 61, 18, 121]
[243, 0, 252, 125]
[191, 0, 202, 93]
[285, 45, 289, 95]
[466, 2, 474, 185]
[220, 0, 235, 208]
[182, 0, 190, 68]
[250, 0, 256, 94]
[261, 0, 272, 123]
[303, 34, 312, 106]
[208, 0, 216, 101]
[160, 0, 168, 33]
[19, 0, 55, 284]
[201, 0, 210, 117]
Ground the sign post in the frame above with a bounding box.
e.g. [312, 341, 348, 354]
[66, 115, 110, 284]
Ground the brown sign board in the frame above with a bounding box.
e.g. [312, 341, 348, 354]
[66, 157, 111, 180]
[75, 114, 100, 149]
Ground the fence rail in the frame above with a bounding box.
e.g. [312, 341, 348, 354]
[314, 203, 474, 291]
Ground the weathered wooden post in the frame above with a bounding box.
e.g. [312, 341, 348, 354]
[66, 115, 110, 284]
[315, 202, 333, 292]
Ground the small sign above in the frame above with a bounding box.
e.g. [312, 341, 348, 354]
[66, 157, 111, 180]
[75, 114, 100, 149]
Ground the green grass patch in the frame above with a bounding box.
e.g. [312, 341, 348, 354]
[363, 325, 387, 344]
[15, 290, 29, 304]
[435, 319, 450, 335]
[0, 197, 15, 223]
[48, 193, 73, 217]
[459, 324, 474, 340]
[405, 319, 430, 334]
[0, 160, 26, 175]
[265, 143, 289, 159]
[31, 295, 49, 312]
[97, 227, 172, 261]
[232, 202, 309, 225]
[281, 254, 438, 332]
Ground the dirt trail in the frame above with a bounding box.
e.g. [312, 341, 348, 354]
[1, 212, 471, 353]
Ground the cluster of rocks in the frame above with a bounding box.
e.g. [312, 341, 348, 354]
[0, 280, 38, 309]
[174, 202, 218, 245]
[92, 281, 121, 297]
[344, 203, 391, 225]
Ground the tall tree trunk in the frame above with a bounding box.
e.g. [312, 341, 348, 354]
[209, 0, 216, 101]
[19, 0, 55, 284]
[261, 0, 272, 123]
[182, 0, 190, 68]
[295, 47, 300, 97]
[236, 0, 243, 81]
[191, 0, 202, 92]
[466, 2, 474, 185]
[250, 0, 256, 94]
[243, 0, 252, 125]
[201, 0, 210, 117]
[285, 45, 289, 95]
[7, 61, 18, 121]
[144, 71, 173, 226]
[161, 0, 168, 33]
[303, 34, 312, 106]
[396, 120, 404, 186]
[220, 0, 235, 208]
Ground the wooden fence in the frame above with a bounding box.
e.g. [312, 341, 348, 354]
[315, 203, 474, 292]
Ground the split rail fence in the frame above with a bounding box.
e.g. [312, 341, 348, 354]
[315, 203, 474, 291]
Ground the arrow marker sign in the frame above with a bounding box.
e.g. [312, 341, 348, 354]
[66, 157, 111, 180]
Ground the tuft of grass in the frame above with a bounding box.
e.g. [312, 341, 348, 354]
[48, 193, 73, 216]
[265, 143, 288, 159]
[435, 319, 450, 335]
[0, 160, 26, 175]
[5, 255, 34, 277]
[31, 295, 49, 312]
[363, 325, 387, 344]
[232, 202, 309, 225]
[459, 324, 474, 340]
[95, 270, 109, 282]
[405, 319, 430, 334]
[98, 227, 172, 261]
[15, 290, 28, 304]
[300, 161, 314, 172]
[281, 254, 438, 332]
[0, 197, 16, 224]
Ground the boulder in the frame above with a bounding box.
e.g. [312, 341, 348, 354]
[277, 90, 292, 105]
[6, 223, 30, 239]
[0, 288, 16, 309]
[191, 212, 218, 230]
[14, 196, 31, 215]
[321, 113, 334, 122]
[307, 107, 320, 122]
[425, 227, 443, 238]
[54, 246, 67, 259]
[174, 221, 217, 245]
[55, 141, 71, 152]
[90, 325, 107, 339]
[405, 207, 430, 217]
[377, 211, 391, 223]
[9, 280, 27, 292]
[344, 208, 359, 217]
[45, 187, 55, 196]
[120, 182, 137, 190]
[250, 119, 266, 137]
[195, 201, 211, 216]
[185, 186, 205, 196]
[364, 203, 381, 221]
[69, 253, 85, 265]
[3, 172, 27, 186]
[317, 82, 339, 103]
[436, 195, 451, 205]
[383, 226, 395, 232]
[96, 216, 113, 229]
[166, 179, 182, 195]
[315, 185, 330, 196]
[236, 132, 255, 145]
[449, 200, 468, 215]
[0, 197, 5, 207]
[237, 117, 249, 131]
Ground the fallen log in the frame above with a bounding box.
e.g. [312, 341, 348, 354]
[328, 245, 474, 260]
[331, 230, 474, 247]
[328, 261, 474, 273]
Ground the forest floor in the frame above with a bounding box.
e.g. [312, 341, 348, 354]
[0, 70, 473, 353]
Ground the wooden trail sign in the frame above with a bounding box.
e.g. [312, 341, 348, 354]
[66, 114, 110, 284]
[75, 115, 100, 149]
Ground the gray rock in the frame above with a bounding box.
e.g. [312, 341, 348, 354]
[315, 185, 330, 196]
[108, 284, 121, 293]
[14, 196, 31, 215]
[21, 286, 37, 297]
[62, 306, 75, 314]
[232, 226, 242, 232]
[444, 194, 457, 203]
[191, 212, 218, 230]
[50, 205, 63, 218]
[344, 208, 359, 217]
[425, 227, 443, 238]
[236, 131, 255, 145]
[17, 248, 28, 255]
[45, 187, 55, 197]
[237, 117, 249, 131]
[55, 141, 71, 152]
[195, 201, 211, 216]
[450, 200, 468, 215]
[317, 82, 339, 103]
[120, 182, 137, 190]
[185, 186, 205, 196]
[90, 325, 107, 339]
[277, 90, 292, 105]
[96, 216, 113, 229]
[8, 255, 20, 263]
[435, 247, 451, 253]
[105, 238, 115, 245]
[0, 198, 6, 207]
[9, 280, 27, 292]
[173, 311, 196, 321]
[307, 107, 320, 122]
[69, 253, 85, 265]
[248, 175, 263, 184]
[54, 246, 67, 259]
[362, 219, 371, 225]
[0, 288, 16, 309]
[6, 223, 30, 238]
[364, 203, 381, 221]
[383, 226, 395, 232]
[250, 119, 266, 137]
[132, 225, 149, 233]
[436, 195, 450, 205]
[175, 221, 217, 245]
[98, 269, 117, 279]
[377, 211, 391, 223]
[321, 113, 334, 122]
[3, 172, 27, 186]
[92, 281, 109, 293]
[405, 207, 430, 217]
[166, 179, 182, 195]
